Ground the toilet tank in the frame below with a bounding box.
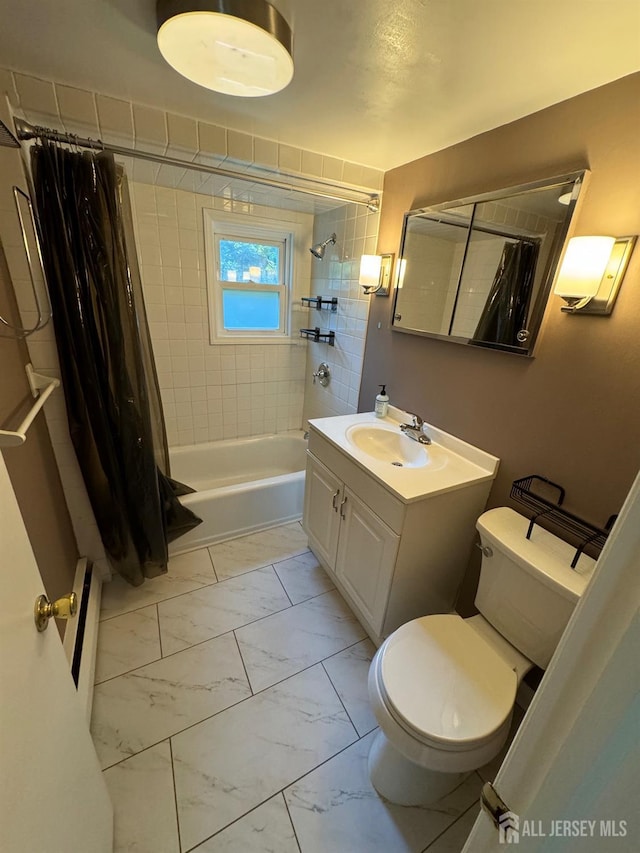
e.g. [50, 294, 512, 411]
[475, 507, 596, 668]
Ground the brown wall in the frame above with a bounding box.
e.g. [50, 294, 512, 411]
[360, 73, 640, 610]
[0, 145, 77, 608]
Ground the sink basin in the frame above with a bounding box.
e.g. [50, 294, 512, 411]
[345, 423, 428, 468]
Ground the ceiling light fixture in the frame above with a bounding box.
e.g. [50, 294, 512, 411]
[156, 0, 294, 97]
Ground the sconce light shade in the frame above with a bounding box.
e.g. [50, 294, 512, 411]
[359, 255, 382, 293]
[359, 253, 394, 296]
[156, 0, 293, 97]
[553, 235, 636, 315]
[554, 236, 615, 301]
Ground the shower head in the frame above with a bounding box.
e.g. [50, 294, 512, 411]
[310, 232, 337, 259]
[0, 119, 20, 148]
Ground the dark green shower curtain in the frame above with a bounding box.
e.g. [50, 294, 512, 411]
[31, 141, 201, 586]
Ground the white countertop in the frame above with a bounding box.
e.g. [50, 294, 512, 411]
[308, 406, 500, 503]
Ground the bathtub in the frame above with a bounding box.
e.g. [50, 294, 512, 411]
[168, 430, 307, 554]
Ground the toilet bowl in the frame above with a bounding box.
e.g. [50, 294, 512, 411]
[367, 507, 595, 806]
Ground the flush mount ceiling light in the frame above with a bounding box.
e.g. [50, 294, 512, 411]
[156, 0, 293, 97]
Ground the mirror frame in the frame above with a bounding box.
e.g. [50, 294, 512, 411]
[391, 170, 587, 356]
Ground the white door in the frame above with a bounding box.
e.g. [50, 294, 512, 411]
[0, 452, 113, 853]
[336, 487, 399, 634]
[303, 453, 342, 571]
[463, 470, 640, 851]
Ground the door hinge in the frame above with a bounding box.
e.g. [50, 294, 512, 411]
[480, 781, 511, 828]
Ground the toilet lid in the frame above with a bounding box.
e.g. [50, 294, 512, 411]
[380, 614, 517, 750]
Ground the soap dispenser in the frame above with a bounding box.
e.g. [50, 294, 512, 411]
[375, 385, 389, 418]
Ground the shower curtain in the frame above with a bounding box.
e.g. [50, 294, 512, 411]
[472, 239, 539, 348]
[31, 141, 201, 586]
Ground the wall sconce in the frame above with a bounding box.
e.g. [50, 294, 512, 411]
[554, 235, 636, 314]
[359, 253, 394, 296]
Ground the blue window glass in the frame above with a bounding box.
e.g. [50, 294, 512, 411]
[219, 239, 280, 284]
[222, 290, 280, 330]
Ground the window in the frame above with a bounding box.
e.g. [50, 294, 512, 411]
[205, 212, 295, 343]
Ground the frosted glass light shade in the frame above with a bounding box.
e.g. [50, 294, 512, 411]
[156, 0, 293, 97]
[359, 254, 382, 291]
[554, 236, 615, 299]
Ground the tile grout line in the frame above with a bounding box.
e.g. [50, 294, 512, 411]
[97, 640, 370, 772]
[232, 629, 254, 696]
[184, 733, 369, 852]
[272, 562, 295, 606]
[180, 792, 300, 853]
[205, 545, 220, 582]
[99, 577, 219, 623]
[155, 602, 164, 659]
[282, 791, 303, 853]
[95, 582, 339, 685]
[421, 797, 480, 852]
[99, 534, 311, 623]
[321, 659, 360, 738]
[167, 738, 183, 853]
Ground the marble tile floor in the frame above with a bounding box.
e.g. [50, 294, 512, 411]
[93, 521, 500, 853]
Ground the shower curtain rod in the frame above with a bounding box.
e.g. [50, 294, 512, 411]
[14, 118, 380, 212]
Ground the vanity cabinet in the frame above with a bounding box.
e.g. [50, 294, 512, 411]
[304, 454, 399, 630]
[303, 424, 497, 645]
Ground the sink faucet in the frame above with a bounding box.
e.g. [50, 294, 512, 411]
[400, 413, 431, 445]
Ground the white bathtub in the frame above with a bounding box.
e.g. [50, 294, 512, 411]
[168, 431, 307, 554]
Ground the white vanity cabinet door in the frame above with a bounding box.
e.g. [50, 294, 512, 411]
[335, 487, 400, 633]
[303, 453, 342, 571]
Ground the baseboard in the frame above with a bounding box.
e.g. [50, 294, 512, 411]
[63, 557, 103, 726]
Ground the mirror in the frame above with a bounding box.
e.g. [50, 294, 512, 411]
[392, 172, 585, 355]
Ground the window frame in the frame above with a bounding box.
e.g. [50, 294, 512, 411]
[204, 210, 296, 344]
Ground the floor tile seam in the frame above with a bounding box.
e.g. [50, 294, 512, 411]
[101, 735, 175, 773]
[282, 792, 304, 853]
[93, 623, 253, 685]
[180, 793, 300, 853]
[320, 660, 360, 737]
[180, 734, 363, 852]
[156, 602, 164, 659]
[213, 548, 311, 581]
[421, 797, 480, 852]
[319, 635, 374, 665]
[156, 594, 295, 659]
[231, 587, 349, 648]
[272, 562, 295, 606]
[270, 547, 312, 571]
[237, 632, 370, 695]
[232, 629, 254, 698]
[99, 577, 220, 622]
[205, 546, 219, 582]
[101, 649, 363, 767]
[167, 738, 183, 853]
[97, 675, 253, 771]
[97, 646, 368, 769]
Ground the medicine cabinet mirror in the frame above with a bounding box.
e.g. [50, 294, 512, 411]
[391, 171, 586, 356]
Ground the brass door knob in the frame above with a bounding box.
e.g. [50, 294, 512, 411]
[34, 592, 78, 632]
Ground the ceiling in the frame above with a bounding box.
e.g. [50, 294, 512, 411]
[2, 0, 639, 171]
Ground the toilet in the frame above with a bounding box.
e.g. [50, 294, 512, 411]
[367, 506, 595, 806]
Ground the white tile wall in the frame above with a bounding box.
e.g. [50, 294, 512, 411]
[130, 182, 314, 446]
[3, 68, 384, 193]
[0, 66, 383, 570]
[302, 204, 379, 423]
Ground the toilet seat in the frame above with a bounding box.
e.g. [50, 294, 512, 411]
[377, 614, 517, 752]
